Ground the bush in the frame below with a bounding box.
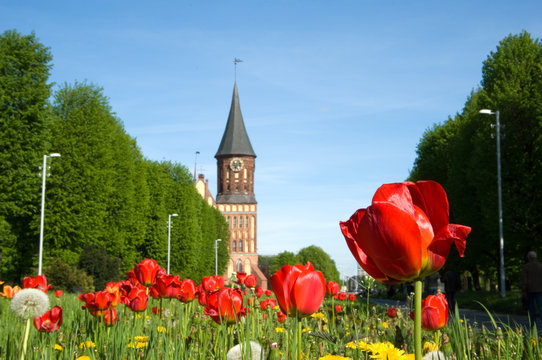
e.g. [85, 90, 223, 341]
[78, 245, 121, 290]
[44, 258, 94, 293]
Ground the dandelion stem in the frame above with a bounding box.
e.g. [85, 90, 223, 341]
[20, 318, 31, 360]
[414, 279, 422, 360]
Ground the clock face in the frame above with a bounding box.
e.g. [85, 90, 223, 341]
[229, 158, 244, 172]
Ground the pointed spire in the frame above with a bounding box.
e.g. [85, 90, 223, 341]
[215, 83, 256, 158]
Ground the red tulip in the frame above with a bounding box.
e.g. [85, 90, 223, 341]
[421, 293, 448, 330]
[335, 304, 343, 313]
[177, 279, 196, 302]
[133, 259, 161, 287]
[244, 274, 257, 288]
[337, 291, 347, 301]
[326, 281, 340, 295]
[260, 298, 277, 311]
[34, 305, 63, 332]
[0, 285, 21, 298]
[255, 286, 264, 298]
[79, 291, 116, 312]
[124, 287, 148, 312]
[236, 272, 247, 284]
[265, 289, 272, 297]
[55, 290, 63, 298]
[201, 275, 224, 292]
[348, 293, 356, 302]
[387, 307, 397, 318]
[150, 274, 181, 299]
[340, 181, 471, 284]
[204, 288, 246, 325]
[23, 274, 52, 292]
[277, 311, 287, 323]
[103, 307, 119, 326]
[269, 262, 326, 318]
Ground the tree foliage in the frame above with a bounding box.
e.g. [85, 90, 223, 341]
[409, 31, 542, 290]
[0, 31, 229, 284]
[0, 30, 53, 280]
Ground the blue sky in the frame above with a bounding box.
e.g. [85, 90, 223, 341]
[2, 1, 541, 279]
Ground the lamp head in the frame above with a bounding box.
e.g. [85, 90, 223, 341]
[171, 213, 178, 217]
[49, 153, 61, 158]
[479, 109, 495, 115]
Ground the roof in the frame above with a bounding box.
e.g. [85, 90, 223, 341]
[215, 83, 256, 158]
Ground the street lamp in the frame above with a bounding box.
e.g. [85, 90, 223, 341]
[167, 213, 178, 274]
[38, 153, 61, 275]
[479, 109, 505, 297]
[215, 239, 222, 276]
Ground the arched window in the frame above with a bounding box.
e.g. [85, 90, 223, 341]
[236, 260, 243, 273]
[232, 240, 237, 252]
[239, 240, 243, 252]
[233, 217, 236, 227]
[245, 216, 249, 227]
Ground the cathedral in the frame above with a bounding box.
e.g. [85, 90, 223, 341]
[195, 82, 267, 289]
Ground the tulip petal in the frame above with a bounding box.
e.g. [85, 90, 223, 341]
[358, 202, 433, 281]
[292, 270, 325, 316]
[270, 264, 303, 316]
[408, 181, 450, 233]
[425, 223, 471, 275]
[340, 210, 401, 284]
[372, 183, 416, 218]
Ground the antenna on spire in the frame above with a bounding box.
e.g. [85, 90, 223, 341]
[234, 58, 243, 82]
[193, 151, 200, 182]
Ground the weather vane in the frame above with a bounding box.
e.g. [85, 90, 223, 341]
[234, 58, 243, 82]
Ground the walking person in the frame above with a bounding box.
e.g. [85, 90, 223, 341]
[522, 250, 542, 325]
[442, 268, 461, 313]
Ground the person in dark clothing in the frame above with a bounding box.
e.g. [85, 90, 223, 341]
[442, 269, 461, 313]
[522, 251, 542, 324]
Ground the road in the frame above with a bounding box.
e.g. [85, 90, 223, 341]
[369, 298, 536, 330]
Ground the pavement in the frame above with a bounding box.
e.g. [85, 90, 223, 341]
[369, 298, 538, 330]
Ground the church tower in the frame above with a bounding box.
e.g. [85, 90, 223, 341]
[214, 83, 266, 287]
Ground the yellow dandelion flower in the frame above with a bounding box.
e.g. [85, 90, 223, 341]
[157, 326, 167, 333]
[79, 341, 96, 349]
[347, 341, 362, 349]
[311, 312, 326, 320]
[136, 342, 147, 349]
[134, 336, 148, 342]
[302, 327, 311, 333]
[318, 355, 352, 360]
[54, 344, 63, 351]
[275, 327, 284, 333]
[274, 305, 280, 310]
[127, 342, 135, 348]
[135, 314, 142, 319]
[382, 321, 388, 329]
[357, 339, 369, 351]
[76, 357, 91, 360]
[423, 341, 439, 354]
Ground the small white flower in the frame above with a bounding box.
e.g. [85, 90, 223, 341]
[10, 288, 50, 320]
[226, 341, 264, 360]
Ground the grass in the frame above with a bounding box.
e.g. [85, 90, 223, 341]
[456, 289, 524, 315]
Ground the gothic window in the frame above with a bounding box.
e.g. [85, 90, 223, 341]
[245, 216, 249, 227]
[239, 240, 243, 252]
[236, 260, 243, 273]
[226, 217, 229, 225]
[239, 217, 243, 228]
[233, 217, 236, 227]
[232, 240, 237, 252]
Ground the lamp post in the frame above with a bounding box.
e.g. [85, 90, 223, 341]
[38, 153, 61, 275]
[167, 213, 178, 274]
[215, 239, 222, 276]
[479, 109, 505, 297]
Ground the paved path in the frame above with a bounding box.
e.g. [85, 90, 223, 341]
[369, 298, 538, 330]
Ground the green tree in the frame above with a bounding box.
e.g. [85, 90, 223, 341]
[410, 31, 542, 290]
[297, 245, 340, 283]
[268, 251, 299, 276]
[47, 82, 146, 272]
[0, 30, 53, 281]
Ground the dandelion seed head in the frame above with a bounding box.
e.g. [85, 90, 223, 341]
[10, 288, 49, 319]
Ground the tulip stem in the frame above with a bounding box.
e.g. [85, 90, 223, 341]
[414, 279, 422, 360]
